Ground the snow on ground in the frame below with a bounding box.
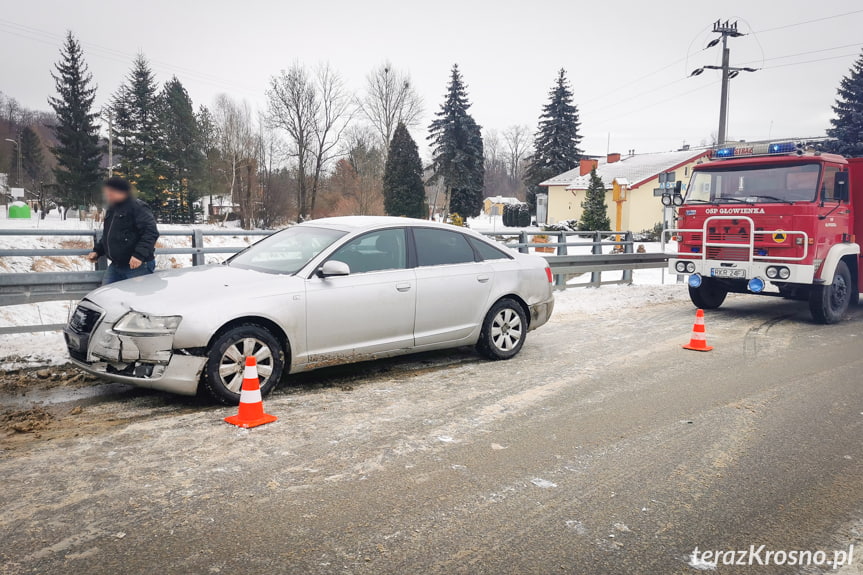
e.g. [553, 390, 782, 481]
[0, 210, 273, 368]
[0, 210, 688, 368]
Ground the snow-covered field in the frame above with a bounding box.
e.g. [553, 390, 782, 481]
[0, 210, 685, 368]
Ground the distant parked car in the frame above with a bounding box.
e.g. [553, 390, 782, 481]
[65, 217, 555, 403]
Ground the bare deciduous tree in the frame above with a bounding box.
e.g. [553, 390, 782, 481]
[268, 63, 353, 219]
[267, 64, 317, 220]
[503, 124, 532, 181]
[309, 63, 354, 217]
[212, 94, 256, 228]
[359, 61, 423, 151]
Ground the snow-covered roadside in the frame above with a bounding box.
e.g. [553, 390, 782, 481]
[0, 211, 689, 368]
[0, 211, 272, 369]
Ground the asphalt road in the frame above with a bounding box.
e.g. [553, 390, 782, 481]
[2, 293, 863, 575]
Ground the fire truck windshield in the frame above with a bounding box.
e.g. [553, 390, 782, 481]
[685, 162, 821, 205]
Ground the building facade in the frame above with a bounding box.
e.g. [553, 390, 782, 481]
[540, 149, 711, 232]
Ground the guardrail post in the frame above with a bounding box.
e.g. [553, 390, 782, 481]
[554, 231, 568, 289]
[191, 229, 205, 266]
[622, 231, 634, 284]
[590, 231, 602, 286]
[93, 229, 107, 271]
[518, 231, 529, 254]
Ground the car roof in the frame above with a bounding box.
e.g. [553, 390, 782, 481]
[298, 216, 484, 236]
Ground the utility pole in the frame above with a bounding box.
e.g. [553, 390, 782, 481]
[716, 23, 733, 147]
[104, 108, 114, 178]
[4, 136, 21, 188]
[690, 20, 757, 146]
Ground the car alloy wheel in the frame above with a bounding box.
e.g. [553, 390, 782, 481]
[491, 308, 523, 351]
[218, 337, 274, 392]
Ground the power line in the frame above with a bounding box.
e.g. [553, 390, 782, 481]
[0, 18, 259, 96]
[739, 42, 863, 66]
[762, 52, 860, 70]
[581, 57, 688, 105]
[586, 76, 689, 115]
[752, 9, 863, 34]
[590, 80, 720, 124]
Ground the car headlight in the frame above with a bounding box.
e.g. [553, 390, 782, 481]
[778, 267, 791, 279]
[114, 311, 182, 336]
[685, 262, 696, 273]
[766, 266, 778, 279]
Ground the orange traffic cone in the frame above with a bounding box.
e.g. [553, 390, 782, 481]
[224, 356, 278, 428]
[683, 309, 713, 352]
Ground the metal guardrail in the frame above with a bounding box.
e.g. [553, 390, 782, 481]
[0, 227, 668, 334]
[482, 229, 667, 288]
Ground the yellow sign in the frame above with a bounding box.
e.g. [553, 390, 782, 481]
[772, 231, 787, 243]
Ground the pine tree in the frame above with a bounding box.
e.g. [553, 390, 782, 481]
[112, 54, 164, 204]
[159, 76, 202, 221]
[427, 64, 485, 218]
[826, 51, 863, 157]
[383, 122, 426, 218]
[19, 126, 46, 190]
[525, 69, 583, 210]
[48, 32, 103, 208]
[580, 168, 610, 231]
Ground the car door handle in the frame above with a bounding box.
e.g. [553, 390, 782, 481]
[477, 275, 490, 283]
[396, 282, 412, 292]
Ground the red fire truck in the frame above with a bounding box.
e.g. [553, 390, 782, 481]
[666, 141, 861, 324]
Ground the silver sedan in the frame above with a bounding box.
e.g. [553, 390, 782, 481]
[64, 217, 555, 403]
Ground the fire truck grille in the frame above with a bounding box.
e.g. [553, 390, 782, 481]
[706, 246, 750, 261]
[707, 232, 749, 242]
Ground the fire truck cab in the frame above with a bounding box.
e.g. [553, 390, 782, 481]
[666, 142, 861, 324]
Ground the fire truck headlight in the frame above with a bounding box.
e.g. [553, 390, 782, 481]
[676, 261, 687, 273]
[748, 277, 766, 293]
[778, 267, 791, 280]
[685, 262, 696, 273]
[766, 266, 779, 279]
[688, 274, 703, 288]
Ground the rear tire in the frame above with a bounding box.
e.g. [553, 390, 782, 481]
[476, 298, 528, 360]
[688, 278, 728, 310]
[809, 261, 852, 324]
[203, 323, 285, 405]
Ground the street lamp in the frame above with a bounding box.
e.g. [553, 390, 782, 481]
[4, 138, 21, 189]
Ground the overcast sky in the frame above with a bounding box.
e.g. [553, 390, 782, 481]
[2, 0, 862, 157]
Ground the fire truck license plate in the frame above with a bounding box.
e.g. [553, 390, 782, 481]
[711, 268, 746, 279]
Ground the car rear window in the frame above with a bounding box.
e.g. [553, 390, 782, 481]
[469, 237, 512, 261]
[414, 228, 477, 266]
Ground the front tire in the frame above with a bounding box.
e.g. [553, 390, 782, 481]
[809, 261, 852, 324]
[203, 323, 285, 404]
[476, 298, 528, 360]
[689, 278, 728, 310]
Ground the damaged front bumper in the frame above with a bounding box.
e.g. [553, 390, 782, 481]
[65, 302, 207, 396]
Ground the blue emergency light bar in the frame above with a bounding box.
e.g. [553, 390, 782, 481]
[711, 141, 803, 159]
[768, 141, 798, 154]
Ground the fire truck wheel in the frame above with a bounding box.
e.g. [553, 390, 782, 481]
[809, 260, 852, 324]
[688, 278, 728, 310]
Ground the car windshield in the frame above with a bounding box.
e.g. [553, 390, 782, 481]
[685, 163, 821, 204]
[227, 226, 346, 274]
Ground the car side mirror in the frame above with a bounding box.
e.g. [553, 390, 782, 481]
[318, 260, 350, 278]
[834, 171, 850, 202]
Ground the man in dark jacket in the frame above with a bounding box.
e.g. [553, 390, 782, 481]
[87, 177, 160, 285]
